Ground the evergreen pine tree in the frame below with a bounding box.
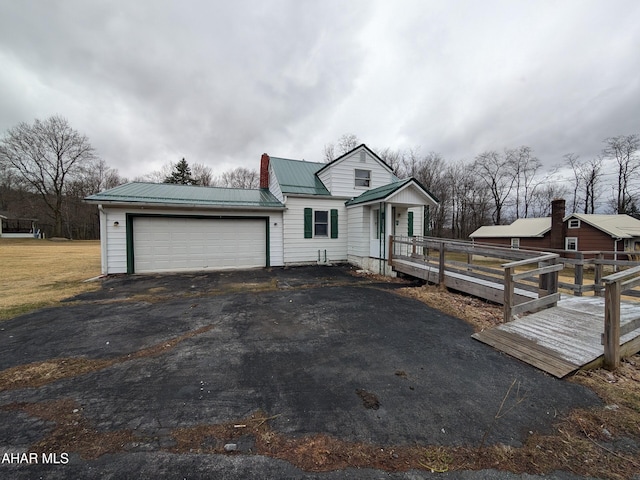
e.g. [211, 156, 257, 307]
[164, 158, 195, 185]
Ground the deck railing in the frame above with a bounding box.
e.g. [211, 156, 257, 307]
[502, 254, 563, 323]
[390, 236, 640, 300]
[602, 265, 640, 370]
[390, 236, 562, 306]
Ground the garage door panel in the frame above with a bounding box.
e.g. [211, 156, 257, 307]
[133, 217, 266, 273]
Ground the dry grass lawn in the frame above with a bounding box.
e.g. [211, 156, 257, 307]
[0, 238, 101, 320]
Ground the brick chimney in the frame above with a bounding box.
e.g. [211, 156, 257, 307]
[549, 198, 566, 250]
[260, 153, 270, 189]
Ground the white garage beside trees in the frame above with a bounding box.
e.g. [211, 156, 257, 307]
[85, 183, 284, 274]
[86, 144, 438, 275]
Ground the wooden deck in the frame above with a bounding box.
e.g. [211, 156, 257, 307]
[390, 237, 640, 375]
[472, 297, 640, 378]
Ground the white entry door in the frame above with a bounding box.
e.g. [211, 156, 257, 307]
[369, 208, 384, 258]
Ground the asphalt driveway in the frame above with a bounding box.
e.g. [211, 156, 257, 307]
[0, 265, 604, 479]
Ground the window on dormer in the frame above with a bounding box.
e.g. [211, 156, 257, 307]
[355, 169, 370, 187]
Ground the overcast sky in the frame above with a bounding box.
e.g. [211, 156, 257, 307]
[0, 0, 638, 182]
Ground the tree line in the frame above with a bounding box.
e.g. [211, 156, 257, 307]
[325, 133, 640, 238]
[1, 117, 638, 240]
[0, 116, 261, 239]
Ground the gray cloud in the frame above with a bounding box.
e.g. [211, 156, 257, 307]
[0, 0, 638, 180]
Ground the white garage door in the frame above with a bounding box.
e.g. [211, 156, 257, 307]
[133, 217, 266, 273]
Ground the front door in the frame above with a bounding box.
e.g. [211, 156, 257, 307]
[369, 207, 385, 258]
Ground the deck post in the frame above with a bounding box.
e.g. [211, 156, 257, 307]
[412, 236, 417, 257]
[503, 266, 514, 323]
[550, 257, 559, 301]
[575, 252, 584, 296]
[438, 242, 446, 285]
[603, 280, 621, 370]
[538, 259, 548, 297]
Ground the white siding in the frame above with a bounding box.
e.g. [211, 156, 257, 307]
[317, 147, 395, 197]
[104, 209, 127, 274]
[409, 207, 424, 236]
[347, 205, 369, 257]
[102, 206, 283, 274]
[388, 184, 433, 206]
[283, 197, 347, 264]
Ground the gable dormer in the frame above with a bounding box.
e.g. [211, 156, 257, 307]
[315, 144, 396, 197]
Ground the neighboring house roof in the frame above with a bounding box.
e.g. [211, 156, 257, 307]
[470, 218, 552, 238]
[269, 157, 330, 196]
[345, 178, 439, 207]
[84, 182, 285, 209]
[316, 143, 394, 176]
[470, 214, 640, 239]
[570, 214, 640, 239]
[0, 211, 38, 221]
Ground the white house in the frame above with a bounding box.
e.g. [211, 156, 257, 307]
[85, 144, 439, 275]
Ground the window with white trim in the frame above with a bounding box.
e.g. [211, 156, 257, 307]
[568, 218, 580, 229]
[511, 238, 520, 249]
[314, 210, 328, 237]
[565, 237, 578, 251]
[355, 169, 371, 187]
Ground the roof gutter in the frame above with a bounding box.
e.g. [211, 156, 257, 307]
[84, 200, 286, 211]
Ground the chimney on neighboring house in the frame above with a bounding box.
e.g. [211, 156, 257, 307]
[260, 153, 270, 189]
[549, 198, 566, 250]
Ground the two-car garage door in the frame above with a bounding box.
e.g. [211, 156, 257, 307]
[132, 216, 267, 273]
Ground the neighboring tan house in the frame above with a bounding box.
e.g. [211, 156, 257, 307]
[470, 199, 640, 253]
[85, 144, 438, 275]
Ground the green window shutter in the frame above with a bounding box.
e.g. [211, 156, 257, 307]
[304, 208, 313, 238]
[330, 209, 338, 238]
[408, 211, 414, 237]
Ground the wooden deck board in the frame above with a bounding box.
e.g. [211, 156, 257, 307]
[472, 329, 578, 378]
[474, 297, 640, 377]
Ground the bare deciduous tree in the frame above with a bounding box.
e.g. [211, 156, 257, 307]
[323, 133, 360, 162]
[582, 157, 603, 214]
[191, 163, 214, 187]
[0, 115, 98, 237]
[219, 167, 259, 189]
[323, 143, 336, 163]
[507, 146, 542, 218]
[603, 134, 640, 214]
[376, 147, 405, 174]
[564, 153, 581, 214]
[472, 150, 517, 225]
[528, 181, 568, 217]
[337, 133, 359, 154]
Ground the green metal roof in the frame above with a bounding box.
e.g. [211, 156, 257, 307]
[269, 157, 330, 196]
[345, 178, 439, 206]
[85, 182, 285, 209]
[345, 179, 412, 206]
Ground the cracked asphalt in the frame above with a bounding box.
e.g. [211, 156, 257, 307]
[0, 265, 604, 479]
